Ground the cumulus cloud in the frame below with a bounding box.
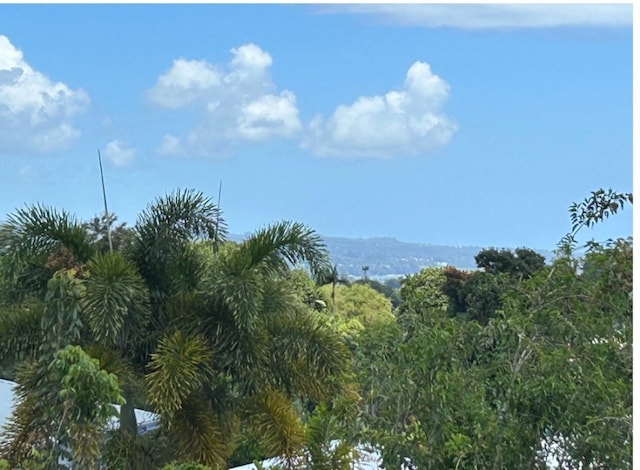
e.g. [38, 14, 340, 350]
[102, 140, 136, 167]
[303, 61, 456, 158]
[148, 44, 301, 156]
[147, 59, 222, 109]
[0, 35, 89, 155]
[332, 4, 631, 30]
[157, 134, 184, 157]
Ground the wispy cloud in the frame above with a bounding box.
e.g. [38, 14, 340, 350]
[0, 35, 90, 156]
[148, 44, 301, 157]
[303, 61, 457, 158]
[102, 140, 136, 167]
[331, 4, 631, 30]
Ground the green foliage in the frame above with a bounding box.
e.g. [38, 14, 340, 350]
[318, 283, 394, 339]
[560, 188, 632, 252]
[439, 249, 544, 325]
[399, 267, 449, 314]
[264, 309, 352, 403]
[285, 269, 325, 310]
[0, 345, 123, 468]
[147, 332, 214, 417]
[301, 404, 359, 470]
[396, 267, 449, 335]
[83, 213, 134, 254]
[440, 266, 469, 315]
[568, 188, 632, 232]
[459, 270, 509, 324]
[136, 212, 353, 465]
[475, 247, 546, 279]
[247, 389, 305, 466]
[359, 242, 632, 467]
[355, 279, 401, 308]
[1, 185, 630, 469]
[102, 428, 175, 470]
[130, 188, 226, 304]
[355, 189, 632, 469]
[164, 394, 231, 468]
[0, 189, 356, 468]
[161, 463, 214, 470]
[0, 205, 93, 303]
[0, 303, 43, 377]
[83, 251, 150, 348]
[238, 221, 331, 280]
[41, 270, 85, 353]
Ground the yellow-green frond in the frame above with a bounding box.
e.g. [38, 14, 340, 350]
[147, 332, 214, 417]
[248, 389, 305, 463]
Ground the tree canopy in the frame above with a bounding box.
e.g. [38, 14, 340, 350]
[0, 187, 631, 469]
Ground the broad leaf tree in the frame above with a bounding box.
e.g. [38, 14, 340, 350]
[356, 189, 632, 469]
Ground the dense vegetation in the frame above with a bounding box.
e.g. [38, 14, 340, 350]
[0, 188, 632, 469]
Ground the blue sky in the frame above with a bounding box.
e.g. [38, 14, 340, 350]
[0, 4, 633, 250]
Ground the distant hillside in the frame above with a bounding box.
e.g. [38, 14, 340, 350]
[321, 236, 477, 278]
[322, 236, 555, 279]
[231, 233, 554, 279]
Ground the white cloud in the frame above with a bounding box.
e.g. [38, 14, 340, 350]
[147, 58, 222, 109]
[0, 35, 89, 155]
[148, 43, 301, 156]
[303, 61, 457, 158]
[237, 91, 300, 141]
[157, 134, 185, 157]
[334, 4, 631, 30]
[102, 140, 136, 167]
[230, 43, 272, 70]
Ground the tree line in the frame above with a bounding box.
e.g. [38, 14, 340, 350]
[0, 188, 632, 469]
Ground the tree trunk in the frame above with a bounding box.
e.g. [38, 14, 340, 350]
[119, 389, 138, 435]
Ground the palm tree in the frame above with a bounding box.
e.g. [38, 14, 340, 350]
[81, 251, 151, 435]
[0, 204, 94, 304]
[0, 205, 95, 378]
[315, 264, 350, 312]
[0, 189, 354, 468]
[145, 221, 352, 467]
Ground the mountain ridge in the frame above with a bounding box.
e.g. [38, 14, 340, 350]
[232, 233, 555, 279]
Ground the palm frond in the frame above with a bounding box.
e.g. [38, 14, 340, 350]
[0, 303, 43, 370]
[196, 315, 271, 398]
[209, 222, 329, 332]
[264, 309, 352, 402]
[247, 389, 305, 464]
[260, 277, 298, 317]
[304, 405, 358, 470]
[0, 204, 92, 299]
[83, 252, 150, 348]
[169, 393, 233, 468]
[212, 265, 263, 331]
[130, 189, 226, 303]
[159, 290, 209, 337]
[237, 221, 330, 278]
[0, 369, 48, 464]
[84, 343, 142, 398]
[102, 428, 175, 470]
[147, 332, 214, 417]
[135, 189, 227, 243]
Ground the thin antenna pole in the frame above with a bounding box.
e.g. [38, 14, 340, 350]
[98, 149, 113, 253]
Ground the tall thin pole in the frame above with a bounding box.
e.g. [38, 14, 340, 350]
[98, 149, 113, 253]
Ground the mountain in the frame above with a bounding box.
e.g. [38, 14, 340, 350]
[231, 233, 554, 280]
[321, 236, 554, 279]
